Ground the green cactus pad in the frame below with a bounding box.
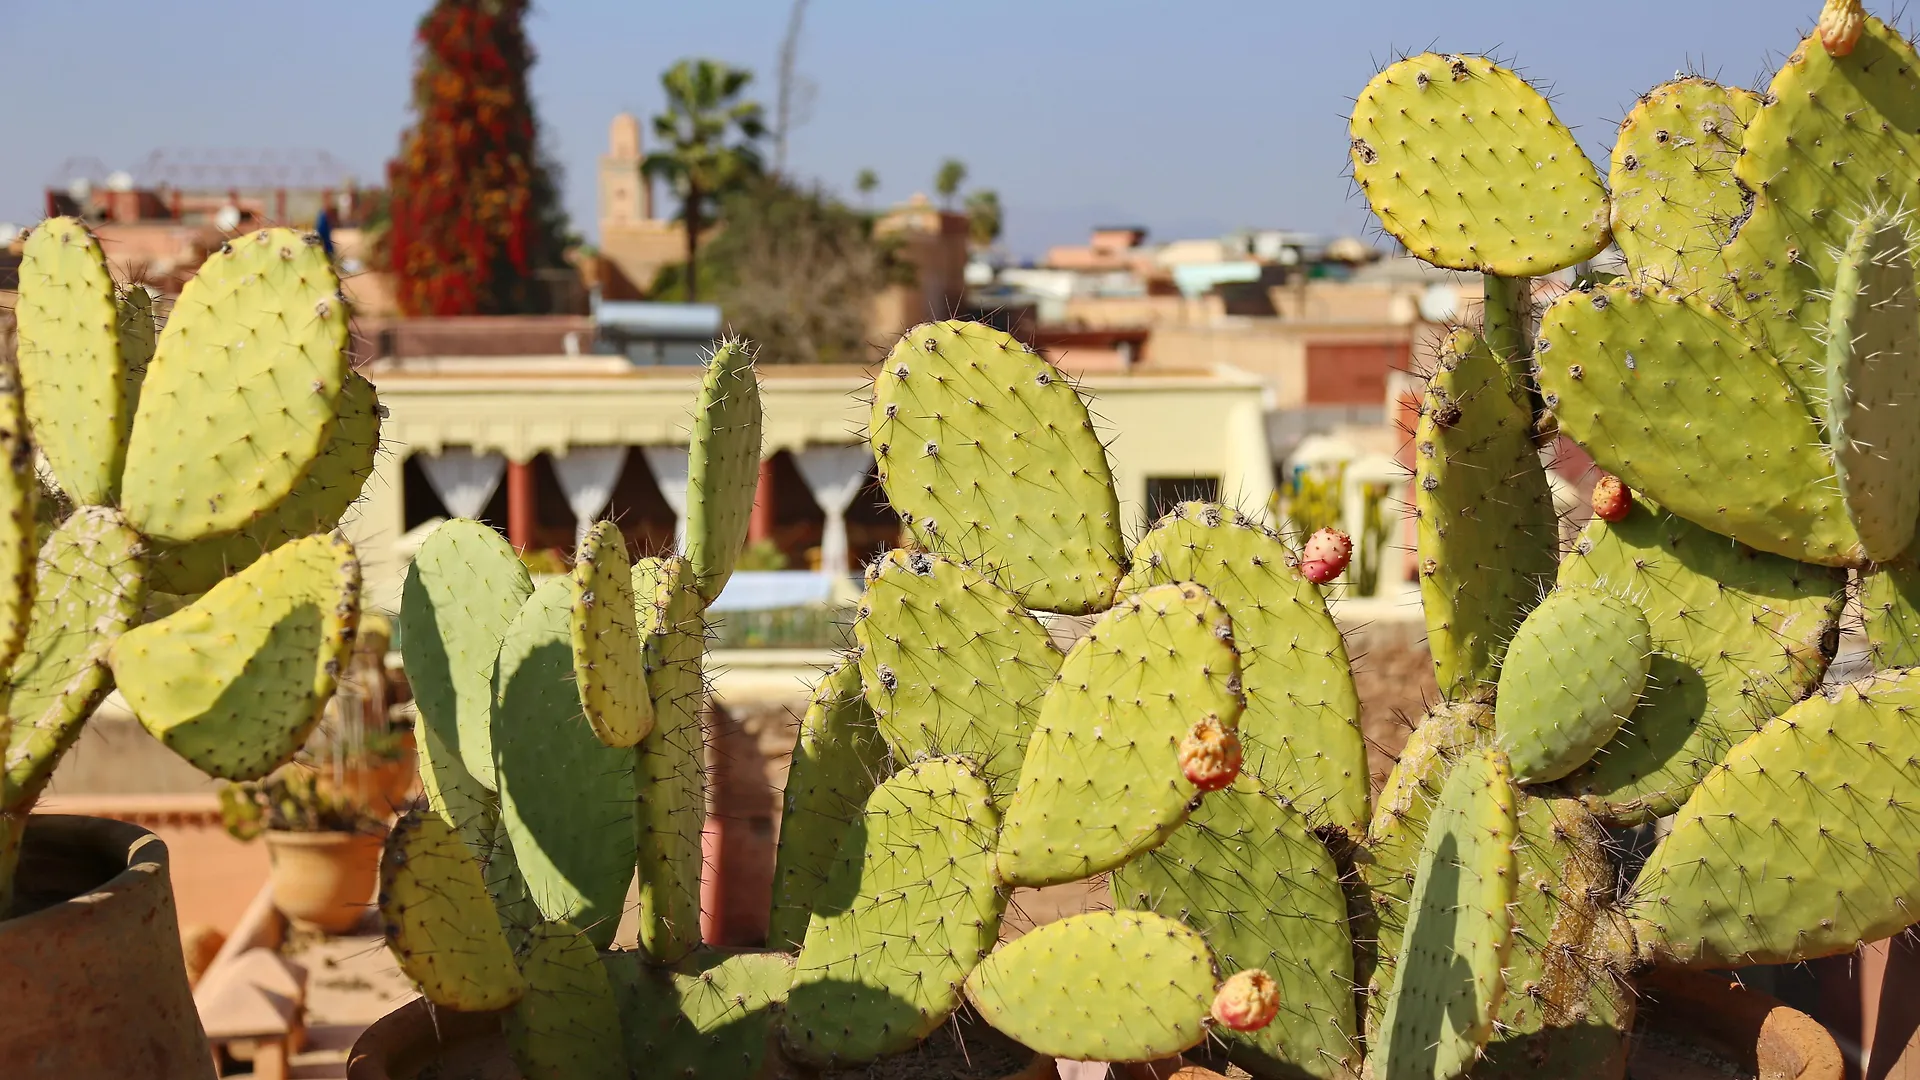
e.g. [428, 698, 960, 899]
[1369, 747, 1518, 1080]
[493, 578, 636, 949]
[122, 227, 350, 543]
[0, 362, 34, 684]
[1, 509, 146, 804]
[15, 217, 126, 505]
[569, 521, 651, 748]
[1826, 211, 1920, 562]
[1415, 330, 1558, 697]
[853, 548, 1058, 798]
[1864, 542, 1920, 669]
[415, 720, 500, 864]
[1349, 54, 1610, 276]
[685, 340, 762, 606]
[768, 661, 888, 951]
[1718, 18, 1920, 425]
[784, 758, 1005, 1066]
[400, 520, 533, 793]
[1494, 586, 1651, 784]
[1633, 669, 1920, 967]
[996, 582, 1243, 888]
[1537, 282, 1861, 566]
[1113, 777, 1356, 1078]
[148, 371, 382, 595]
[377, 808, 525, 1011]
[614, 948, 793, 1080]
[1121, 501, 1369, 834]
[1608, 78, 1762, 286]
[1475, 796, 1634, 1079]
[507, 921, 630, 1080]
[871, 320, 1125, 615]
[634, 556, 706, 963]
[112, 532, 359, 780]
[1554, 497, 1844, 822]
[965, 910, 1218, 1063]
[116, 285, 156, 445]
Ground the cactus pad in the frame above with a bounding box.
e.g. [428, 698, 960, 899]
[15, 217, 126, 505]
[121, 227, 350, 542]
[1121, 501, 1369, 834]
[1369, 746, 1518, 1080]
[616, 949, 794, 1080]
[1537, 282, 1860, 566]
[569, 521, 651, 748]
[414, 720, 499, 863]
[1, 509, 146, 804]
[634, 556, 707, 963]
[1349, 54, 1610, 276]
[112, 532, 359, 780]
[493, 578, 637, 949]
[1494, 586, 1651, 784]
[1633, 669, 1920, 967]
[149, 371, 382, 595]
[0, 362, 34, 684]
[853, 549, 1058, 798]
[1415, 330, 1558, 696]
[378, 808, 525, 1011]
[1826, 210, 1920, 562]
[1113, 777, 1356, 1078]
[1864, 544, 1920, 669]
[399, 519, 533, 793]
[116, 285, 156, 446]
[784, 758, 1005, 1065]
[996, 582, 1243, 888]
[1608, 78, 1761, 286]
[507, 921, 630, 1080]
[871, 320, 1125, 615]
[768, 661, 888, 951]
[964, 910, 1219, 1063]
[1554, 497, 1844, 822]
[686, 340, 762, 605]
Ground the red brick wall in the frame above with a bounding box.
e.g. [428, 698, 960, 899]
[1305, 339, 1409, 405]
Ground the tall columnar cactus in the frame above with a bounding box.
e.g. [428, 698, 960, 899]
[0, 220, 376, 914]
[383, 6, 1920, 1077]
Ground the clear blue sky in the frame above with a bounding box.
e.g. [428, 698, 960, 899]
[0, 0, 1853, 259]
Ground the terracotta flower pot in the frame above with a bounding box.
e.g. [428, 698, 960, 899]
[264, 828, 384, 934]
[0, 815, 214, 1080]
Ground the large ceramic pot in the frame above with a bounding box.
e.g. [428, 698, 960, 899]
[0, 815, 214, 1080]
[264, 828, 384, 934]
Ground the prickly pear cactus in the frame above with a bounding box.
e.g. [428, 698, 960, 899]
[14, 218, 127, 506]
[1824, 209, 1920, 561]
[508, 921, 630, 1080]
[378, 808, 525, 1011]
[1494, 586, 1650, 784]
[1608, 78, 1761, 285]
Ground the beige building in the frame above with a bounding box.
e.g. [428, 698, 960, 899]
[593, 114, 689, 300]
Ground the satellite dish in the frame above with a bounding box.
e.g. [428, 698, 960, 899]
[1419, 283, 1461, 324]
[106, 171, 134, 192]
[215, 204, 242, 233]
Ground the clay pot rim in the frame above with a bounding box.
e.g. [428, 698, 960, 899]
[2, 814, 168, 924]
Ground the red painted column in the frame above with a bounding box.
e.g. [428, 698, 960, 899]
[700, 818, 726, 945]
[506, 459, 535, 552]
[748, 457, 776, 544]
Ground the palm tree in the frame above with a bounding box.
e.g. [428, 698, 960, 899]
[935, 159, 968, 208]
[855, 168, 879, 208]
[643, 59, 766, 302]
[965, 189, 1002, 249]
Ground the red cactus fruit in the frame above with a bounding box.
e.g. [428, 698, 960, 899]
[1179, 715, 1242, 792]
[1212, 969, 1281, 1031]
[1591, 474, 1633, 523]
[1819, 0, 1865, 57]
[1299, 527, 1352, 585]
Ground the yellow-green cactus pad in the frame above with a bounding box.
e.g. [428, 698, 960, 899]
[2, 508, 146, 805]
[1415, 330, 1558, 697]
[1495, 586, 1651, 784]
[996, 582, 1243, 888]
[871, 320, 1125, 615]
[148, 371, 383, 595]
[1554, 497, 1844, 822]
[1121, 501, 1368, 834]
[686, 340, 762, 606]
[1538, 283, 1861, 566]
[1369, 747, 1517, 1080]
[493, 578, 637, 950]
[116, 285, 156, 450]
[507, 920, 630, 1080]
[1826, 211, 1920, 562]
[614, 948, 794, 1080]
[1113, 777, 1356, 1078]
[767, 661, 888, 951]
[569, 521, 651, 748]
[1864, 538, 1920, 669]
[1608, 78, 1762, 286]
[1633, 669, 1920, 968]
[112, 532, 359, 780]
[784, 758, 1004, 1066]
[853, 548, 1058, 799]
[414, 719, 499, 865]
[121, 227, 349, 542]
[634, 556, 706, 963]
[965, 910, 1218, 1063]
[377, 808, 525, 1011]
[1349, 54, 1610, 276]
[0, 362, 37, 696]
[15, 217, 126, 506]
